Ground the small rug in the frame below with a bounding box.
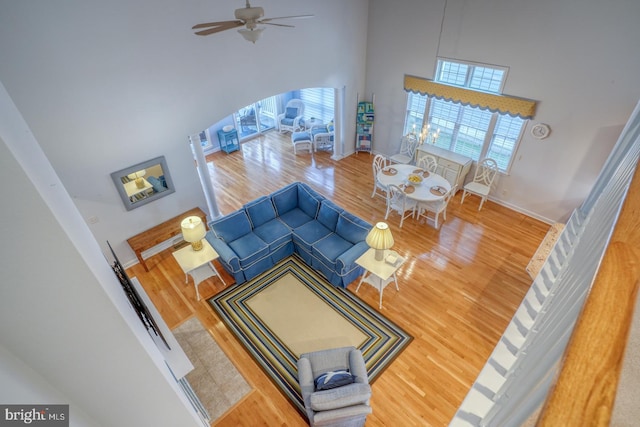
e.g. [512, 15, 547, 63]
[172, 316, 251, 422]
[526, 222, 565, 278]
[209, 256, 412, 413]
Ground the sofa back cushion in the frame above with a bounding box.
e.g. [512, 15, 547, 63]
[297, 184, 322, 219]
[336, 212, 371, 244]
[272, 182, 322, 219]
[317, 200, 343, 231]
[271, 183, 299, 216]
[210, 210, 252, 243]
[244, 196, 276, 228]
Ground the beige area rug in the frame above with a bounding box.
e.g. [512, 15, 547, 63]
[246, 272, 368, 356]
[172, 316, 251, 422]
[209, 256, 412, 413]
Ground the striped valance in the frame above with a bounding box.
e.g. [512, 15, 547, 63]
[404, 74, 537, 120]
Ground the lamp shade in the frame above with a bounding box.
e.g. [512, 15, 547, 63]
[366, 222, 394, 261]
[181, 216, 206, 251]
[127, 169, 147, 188]
[238, 27, 264, 43]
[127, 169, 146, 180]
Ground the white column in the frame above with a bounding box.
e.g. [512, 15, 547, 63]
[189, 134, 221, 219]
[332, 86, 345, 160]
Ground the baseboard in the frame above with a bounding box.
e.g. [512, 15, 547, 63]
[487, 197, 555, 225]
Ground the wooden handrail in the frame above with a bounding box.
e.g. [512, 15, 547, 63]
[538, 162, 640, 426]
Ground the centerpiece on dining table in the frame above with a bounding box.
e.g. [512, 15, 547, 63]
[407, 172, 424, 186]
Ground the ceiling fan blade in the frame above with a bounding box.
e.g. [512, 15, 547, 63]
[260, 14, 314, 24]
[194, 22, 244, 36]
[262, 22, 295, 28]
[192, 20, 242, 30]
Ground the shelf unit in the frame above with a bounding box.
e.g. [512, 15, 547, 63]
[356, 95, 374, 154]
[217, 128, 240, 154]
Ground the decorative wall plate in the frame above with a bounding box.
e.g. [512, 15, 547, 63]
[531, 123, 551, 139]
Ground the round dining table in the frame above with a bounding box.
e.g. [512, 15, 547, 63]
[377, 163, 452, 202]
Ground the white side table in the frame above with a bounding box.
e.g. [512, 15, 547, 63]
[172, 239, 226, 300]
[355, 248, 406, 309]
[305, 118, 323, 132]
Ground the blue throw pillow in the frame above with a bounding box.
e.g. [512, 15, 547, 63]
[285, 107, 298, 119]
[314, 370, 356, 391]
[327, 121, 334, 132]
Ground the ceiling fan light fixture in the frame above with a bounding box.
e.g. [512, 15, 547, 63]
[235, 6, 264, 21]
[238, 27, 264, 43]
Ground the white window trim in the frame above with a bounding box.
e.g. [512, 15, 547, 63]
[404, 58, 525, 174]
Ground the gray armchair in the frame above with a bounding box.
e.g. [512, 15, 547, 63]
[297, 346, 372, 427]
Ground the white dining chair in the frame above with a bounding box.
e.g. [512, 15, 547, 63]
[417, 185, 458, 229]
[371, 154, 389, 199]
[385, 184, 417, 228]
[417, 154, 438, 173]
[461, 158, 499, 211]
[389, 135, 418, 165]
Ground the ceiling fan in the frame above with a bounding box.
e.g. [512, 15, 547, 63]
[192, 1, 313, 43]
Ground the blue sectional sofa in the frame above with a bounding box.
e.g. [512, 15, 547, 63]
[205, 182, 372, 288]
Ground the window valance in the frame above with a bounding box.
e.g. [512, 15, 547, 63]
[403, 74, 537, 119]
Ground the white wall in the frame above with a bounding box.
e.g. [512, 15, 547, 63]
[366, 0, 640, 222]
[0, 84, 200, 426]
[0, 0, 369, 265]
[0, 345, 98, 427]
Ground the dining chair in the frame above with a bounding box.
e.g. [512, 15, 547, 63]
[417, 185, 458, 229]
[389, 135, 418, 165]
[385, 184, 417, 228]
[461, 158, 499, 211]
[371, 154, 389, 199]
[417, 154, 438, 173]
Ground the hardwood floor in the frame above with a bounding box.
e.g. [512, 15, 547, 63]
[127, 131, 549, 426]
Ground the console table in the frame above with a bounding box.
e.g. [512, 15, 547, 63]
[416, 145, 473, 193]
[127, 207, 207, 271]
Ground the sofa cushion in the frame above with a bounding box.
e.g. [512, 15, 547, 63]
[272, 183, 322, 229]
[317, 200, 342, 231]
[147, 176, 166, 192]
[297, 184, 322, 219]
[313, 233, 353, 266]
[293, 221, 333, 253]
[252, 218, 291, 251]
[210, 210, 252, 243]
[244, 196, 276, 228]
[335, 212, 370, 244]
[228, 233, 270, 268]
[278, 209, 314, 229]
[271, 184, 299, 215]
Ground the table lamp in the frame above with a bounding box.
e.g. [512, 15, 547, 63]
[366, 222, 394, 261]
[127, 169, 146, 189]
[181, 216, 206, 251]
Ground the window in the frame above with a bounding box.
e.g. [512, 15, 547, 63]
[404, 59, 526, 172]
[299, 88, 335, 123]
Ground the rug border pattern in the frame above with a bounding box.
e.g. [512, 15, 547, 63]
[208, 256, 412, 413]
